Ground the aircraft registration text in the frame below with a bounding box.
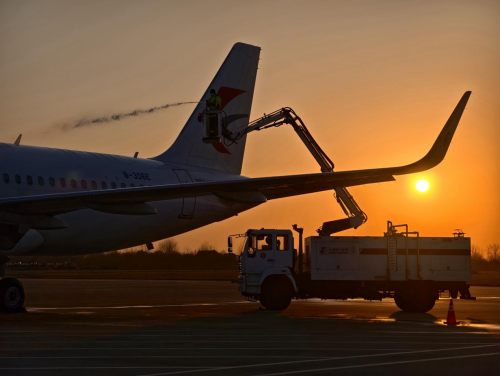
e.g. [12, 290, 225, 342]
[122, 172, 151, 180]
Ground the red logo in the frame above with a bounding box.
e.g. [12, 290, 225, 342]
[218, 87, 246, 110]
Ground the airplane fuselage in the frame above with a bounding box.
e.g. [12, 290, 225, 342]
[0, 142, 257, 256]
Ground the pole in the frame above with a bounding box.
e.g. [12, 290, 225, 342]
[292, 224, 304, 274]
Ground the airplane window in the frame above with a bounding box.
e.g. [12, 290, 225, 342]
[38, 176, 44, 186]
[101, 182, 107, 189]
[81, 180, 87, 189]
[91, 180, 97, 190]
[26, 175, 33, 185]
[70, 179, 76, 188]
[130, 184, 135, 187]
[49, 177, 55, 187]
[120, 183, 126, 188]
[60, 178, 66, 188]
[2, 173, 9, 184]
[111, 182, 117, 189]
[15, 174, 21, 184]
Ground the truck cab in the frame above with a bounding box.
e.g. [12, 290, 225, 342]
[238, 229, 297, 310]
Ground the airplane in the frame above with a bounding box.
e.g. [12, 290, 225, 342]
[0, 42, 471, 312]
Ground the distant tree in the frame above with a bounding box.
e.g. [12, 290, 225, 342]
[198, 241, 215, 252]
[183, 246, 196, 255]
[487, 243, 500, 262]
[158, 238, 179, 255]
[471, 245, 487, 272]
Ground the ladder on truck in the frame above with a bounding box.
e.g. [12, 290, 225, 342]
[227, 107, 367, 234]
[387, 237, 398, 275]
[386, 221, 422, 280]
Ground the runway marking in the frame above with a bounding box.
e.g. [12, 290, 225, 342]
[0, 355, 325, 359]
[476, 297, 500, 299]
[2, 330, 497, 335]
[3, 341, 499, 345]
[255, 352, 500, 375]
[460, 323, 500, 331]
[4, 333, 498, 338]
[27, 301, 251, 311]
[136, 344, 500, 376]
[0, 349, 450, 355]
[3, 327, 499, 339]
[0, 366, 221, 370]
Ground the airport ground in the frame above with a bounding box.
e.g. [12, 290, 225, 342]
[7, 270, 500, 286]
[1, 279, 500, 376]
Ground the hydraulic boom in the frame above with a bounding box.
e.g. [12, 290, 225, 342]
[232, 108, 367, 234]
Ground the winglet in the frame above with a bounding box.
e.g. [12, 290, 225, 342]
[14, 134, 22, 146]
[392, 91, 471, 175]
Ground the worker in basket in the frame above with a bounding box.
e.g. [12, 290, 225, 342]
[205, 89, 222, 138]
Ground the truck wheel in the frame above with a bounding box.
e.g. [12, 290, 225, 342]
[394, 292, 413, 312]
[413, 290, 436, 313]
[394, 289, 436, 313]
[260, 277, 292, 311]
[0, 278, 25, 313]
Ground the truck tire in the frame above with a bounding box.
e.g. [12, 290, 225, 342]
[394, 289, 436, 313]
[260, 277, 292, 311]
[413, 290, 437, 312]
[394, 292, 413, 312]
[0, 278, 25, 313]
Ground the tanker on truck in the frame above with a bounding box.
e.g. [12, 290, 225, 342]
[230, 221, 475, 312]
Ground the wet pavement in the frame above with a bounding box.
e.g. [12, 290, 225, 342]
[1, 280, 499, 375]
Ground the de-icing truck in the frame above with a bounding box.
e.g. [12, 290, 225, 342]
[230, 221, 475, 312]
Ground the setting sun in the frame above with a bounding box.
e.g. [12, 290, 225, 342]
[416, 179, 430, 192]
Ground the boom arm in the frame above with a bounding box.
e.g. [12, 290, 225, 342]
[237, 108, 367, 234]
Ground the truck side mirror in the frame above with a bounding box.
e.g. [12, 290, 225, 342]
[228, 237, 233, 253]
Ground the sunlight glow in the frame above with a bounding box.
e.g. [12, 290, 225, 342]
[416, 179, 430, 192]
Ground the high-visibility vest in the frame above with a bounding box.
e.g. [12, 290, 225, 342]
[207, 95, 221, 110]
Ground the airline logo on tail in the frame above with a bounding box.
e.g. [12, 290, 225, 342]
[217, 86, 246, 109]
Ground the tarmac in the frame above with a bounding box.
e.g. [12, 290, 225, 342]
[1, 279, 499, 376]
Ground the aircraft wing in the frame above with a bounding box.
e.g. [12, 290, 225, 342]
[263, 90, 471, 197]
[0, 172, 395, 216]
[0, 91, 470, 217]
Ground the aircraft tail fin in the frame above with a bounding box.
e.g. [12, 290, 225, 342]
[153, 43, 261, 175]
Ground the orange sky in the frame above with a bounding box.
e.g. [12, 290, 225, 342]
[1, 0, 499, 251]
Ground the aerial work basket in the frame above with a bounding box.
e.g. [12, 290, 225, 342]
[202, 109, 225, 144]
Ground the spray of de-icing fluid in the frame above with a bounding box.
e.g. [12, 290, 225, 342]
[57, 101, 199, 131]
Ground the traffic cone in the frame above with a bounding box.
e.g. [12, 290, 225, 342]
[444, 299, 457, 326]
